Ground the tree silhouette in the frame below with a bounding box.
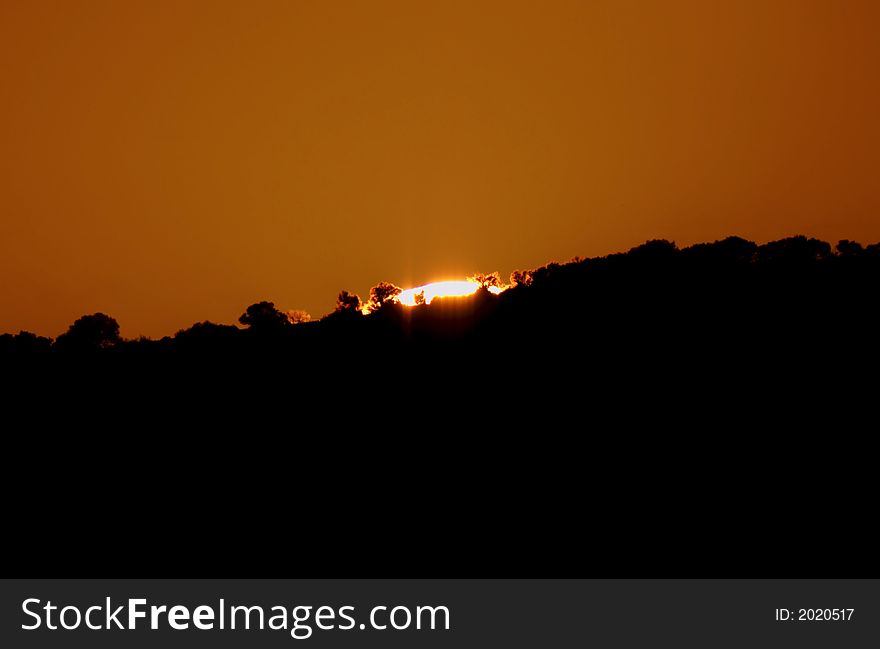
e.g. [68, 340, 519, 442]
[627, 239, 678, 262]
[54, 313, 121, 352]
[837, 239, 864, 257]
[173, 321, 240, 350]
[286, 309, 312, 324]
[470, 272, 502, 290]
[368, 282, 402, 312]
[510, 269, 533, 286]
[757, 235, 831, 265]
[681, 236, 757, 265]
[0, 331, 52, 354]
[335, 290, 362, 313]
[239, 301, 290, 330]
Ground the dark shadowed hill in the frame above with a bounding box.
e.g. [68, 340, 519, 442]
[4, 233, 879, 430]
[5, 234, 878, 405]
[3, 234, 878, 574]
[6, 232, 879, 442]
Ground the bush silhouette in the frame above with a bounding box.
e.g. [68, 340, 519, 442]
[54, 313, 121, 352]
[239, 301, 290, 331]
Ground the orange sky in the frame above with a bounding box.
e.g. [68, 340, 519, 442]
[2, 0, 878, 337]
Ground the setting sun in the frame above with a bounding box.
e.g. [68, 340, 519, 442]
[397, 280, 504, 306]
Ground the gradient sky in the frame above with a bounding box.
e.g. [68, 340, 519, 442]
[2, 1, 878, 337]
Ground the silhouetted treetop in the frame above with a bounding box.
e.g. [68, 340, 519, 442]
[335, 290, 362, 313]
[627, 239, 678, 262]
[173, 321, 240, 350]
[239, 301, 290, 330]
[837, 239, 864, 257]
[510, 269, 533, 287]
[368, 282, 402, 312]
[0, 331, 52, 355]
[680, 236, 757, 265]
[286, 309, 312, 324]
[756, 235, 832, 265]
[469, 272, 502, 289]
[54, 313, 120, 352]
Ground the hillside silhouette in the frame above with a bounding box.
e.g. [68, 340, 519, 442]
[4, 234, 878, 418]
[5, 234, 879, 575]
[3, 235, 877, 339]
[5, 235, 879, 355]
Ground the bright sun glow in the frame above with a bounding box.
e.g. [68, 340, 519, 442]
[397, 280, 504, 306]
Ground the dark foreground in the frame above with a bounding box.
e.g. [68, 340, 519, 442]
[3, 235, 878, 575]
